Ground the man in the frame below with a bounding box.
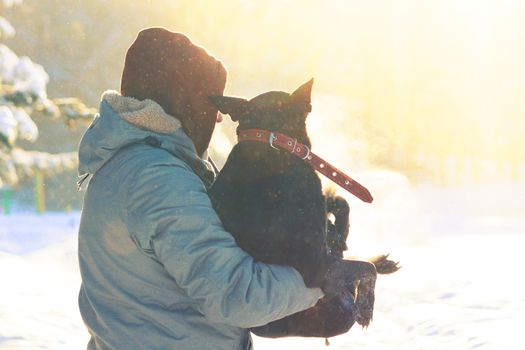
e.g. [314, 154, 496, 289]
[77, 27, 374, 350]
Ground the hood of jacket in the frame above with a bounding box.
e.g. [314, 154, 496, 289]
[78, 90, 215, 187]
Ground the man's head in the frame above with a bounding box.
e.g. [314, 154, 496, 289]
[121, 27, 227, 155]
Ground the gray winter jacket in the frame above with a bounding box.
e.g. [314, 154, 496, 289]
[77, 91, 323, 350]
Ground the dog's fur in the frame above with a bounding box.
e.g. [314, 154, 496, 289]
[209, 80, 328, 288]
[209, 80, 397, 338]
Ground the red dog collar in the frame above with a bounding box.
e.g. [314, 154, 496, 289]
[237, 129, 373, 203]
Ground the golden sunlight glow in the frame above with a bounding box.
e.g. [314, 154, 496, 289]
[155, 0, 525, 185]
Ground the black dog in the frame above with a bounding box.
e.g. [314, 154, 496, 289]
[209, 80, 328, 288]
[209, 80, 397, 338]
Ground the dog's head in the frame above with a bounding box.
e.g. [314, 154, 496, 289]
[209, 79, 314, 146]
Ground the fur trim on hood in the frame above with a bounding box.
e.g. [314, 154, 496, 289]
[102, 90, 181, 134]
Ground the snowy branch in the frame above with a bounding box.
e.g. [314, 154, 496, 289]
[11, 148, 77, 178]
[0, 16, 15, 40]
[51, 98, 97, 128]
[0, 148, 77, 187]
[1, 5, 94, 187]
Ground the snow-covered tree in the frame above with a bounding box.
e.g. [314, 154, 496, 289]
[0, 0, 95, 188]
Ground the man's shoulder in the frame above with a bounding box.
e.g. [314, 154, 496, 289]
[92, 142, 197, 192]
[116, 142, 191, 171]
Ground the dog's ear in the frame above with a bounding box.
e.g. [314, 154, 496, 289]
[209, 96, 250, 121]
[289, 78, 314, 108]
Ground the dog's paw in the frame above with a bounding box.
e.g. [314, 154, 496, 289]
[354, 277, 376, 328]
[368, 254, 401, 274]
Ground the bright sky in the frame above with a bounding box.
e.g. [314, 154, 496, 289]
[175, 0, 525, 183]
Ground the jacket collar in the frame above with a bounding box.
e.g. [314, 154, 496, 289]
[78, 91, 215, 188]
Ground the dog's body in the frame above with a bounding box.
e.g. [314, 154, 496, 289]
[209, 80, 397, 338]
[209, 129, 328, 288]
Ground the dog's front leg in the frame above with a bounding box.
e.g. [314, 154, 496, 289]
[354, 276, 377, 328]
[322, 258, 377, 296]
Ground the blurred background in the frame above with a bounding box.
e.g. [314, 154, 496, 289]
[1, 1, 524, 349]
[1, 0, 524, 211]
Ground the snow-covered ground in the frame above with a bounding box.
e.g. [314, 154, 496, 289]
[1, 179, 524, 349]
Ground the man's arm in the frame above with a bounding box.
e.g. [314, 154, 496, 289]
[125, 154, 324, 328]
